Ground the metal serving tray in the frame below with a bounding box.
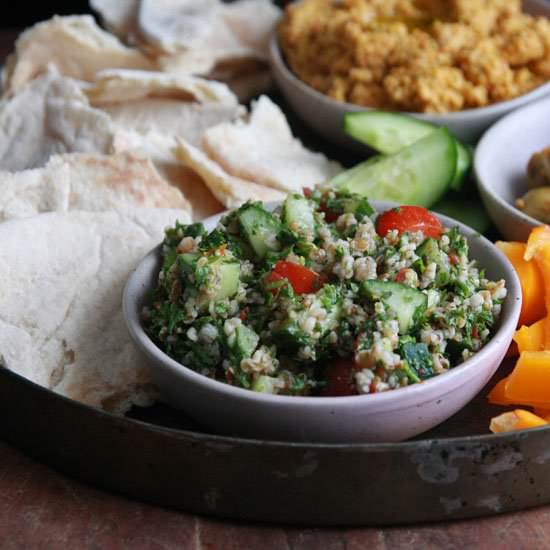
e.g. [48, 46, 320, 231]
[2, 361, 550, 527]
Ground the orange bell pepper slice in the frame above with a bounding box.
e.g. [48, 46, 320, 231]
[496, 241, 545, 326]
[525, 226, 550, 348]
[513, 317, 546, 353]
[505, 351, 550, 407]
[490, 409, 548, 433]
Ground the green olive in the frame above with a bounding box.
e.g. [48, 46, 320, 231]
[516, 186, 550, 223]
[527, 147, 550, 189]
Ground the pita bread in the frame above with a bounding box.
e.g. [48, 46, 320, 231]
[0, 151, 190, 222]
[143, 0, 279, 59]
[0, 208, 190, 413]
[201, 96, 342, 193]
[147, 0, 279, 98]
[85, 69, 240, 106]
[84, 69, 244, 144]
[174, 137, 285, 209]
[113, 129, 223, 220]
[138, 0, 219, 55]
[2, 15, 155, 96]
[0, 69, 114, 171]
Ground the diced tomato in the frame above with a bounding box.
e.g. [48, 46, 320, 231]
[395, 268, 408, 283]
[321, 358, 358, 396]
[376, 205, 444, 238]
[303, 187, 313, 198]
[471, 326, 479, 339]
[318, 202, 338, 223]
[239, 307, 249, 321]
[449, 253, 459, 265]
[270, 260, 322, 294]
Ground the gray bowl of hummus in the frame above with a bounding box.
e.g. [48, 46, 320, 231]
[270, 0, 550, 149]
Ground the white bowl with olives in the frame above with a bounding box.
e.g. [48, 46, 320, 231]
[475, 96, 550, 242]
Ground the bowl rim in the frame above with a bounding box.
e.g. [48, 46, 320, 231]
[474, 95, 550, 228]
[123, 201, 522, 410]
[268, 2, 550, 123]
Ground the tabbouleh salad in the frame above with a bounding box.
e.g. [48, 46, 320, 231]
[145, 189, 506, 397]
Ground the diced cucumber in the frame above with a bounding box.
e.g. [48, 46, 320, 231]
[416, 237, 439, 259]
[178, 254, 240, 306]
[206, 258, 240, 302]
[251, 374, 279, 394]
[232, 324, 259, 361]
[283, 193, 316, 236]
[344, 111, 471, 191]
[237, 203, 282, 259]
[177, 252, 200, 277]
[362, 280, 427, 333]
[416, 238, 448, 273]
[330, 128, 457, 208]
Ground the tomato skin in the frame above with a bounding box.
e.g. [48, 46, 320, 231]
[320, 358, 358, 396]
[395, 267, 408, 283]
[270, 261, 321, 294]
[376, 205, 444, 238]
[318, 202, 338, 223]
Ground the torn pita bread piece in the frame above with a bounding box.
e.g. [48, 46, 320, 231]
[0, 208, 191, 413]
[85, 69, 240, 106]
[113, 129, 223, 220]
[138, 0, 219, 55]
[142, 0, 279, 59]
[145, 0, 280, 99]
[84, 69, 244, 145]
[0, 151, 191, 222]
[2, 15, 155, 96]
[175, 137, 285, 209]
[202, 96, 342, 193]
[0, 69, 114, 172]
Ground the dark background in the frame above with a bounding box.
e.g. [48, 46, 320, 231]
[5, 2, 92, 26]
[3, 1, 290, 27]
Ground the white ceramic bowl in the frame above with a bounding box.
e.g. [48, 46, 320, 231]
[475, 96, 550, 242]
[269, 0, 550, 150]
[123, 202, 521, 444]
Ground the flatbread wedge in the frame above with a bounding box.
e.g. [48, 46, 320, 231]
[85, 69, 240, 106]
[113, 129, 223, 220]
[0, 69, 115, 171]
[2, 15, 155, 96]
[0, 151, 191, 222]
[85, 69, 244, 147]
[0, 208, 191, 414]
[174, 137, 285, 209]
[201, 95, 342, 193]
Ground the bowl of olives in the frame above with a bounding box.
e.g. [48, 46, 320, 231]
[515, 146, 550, 222]
[475, 97, 550, 242]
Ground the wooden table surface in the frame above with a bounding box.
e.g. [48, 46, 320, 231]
[1, 26, 550, 549]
